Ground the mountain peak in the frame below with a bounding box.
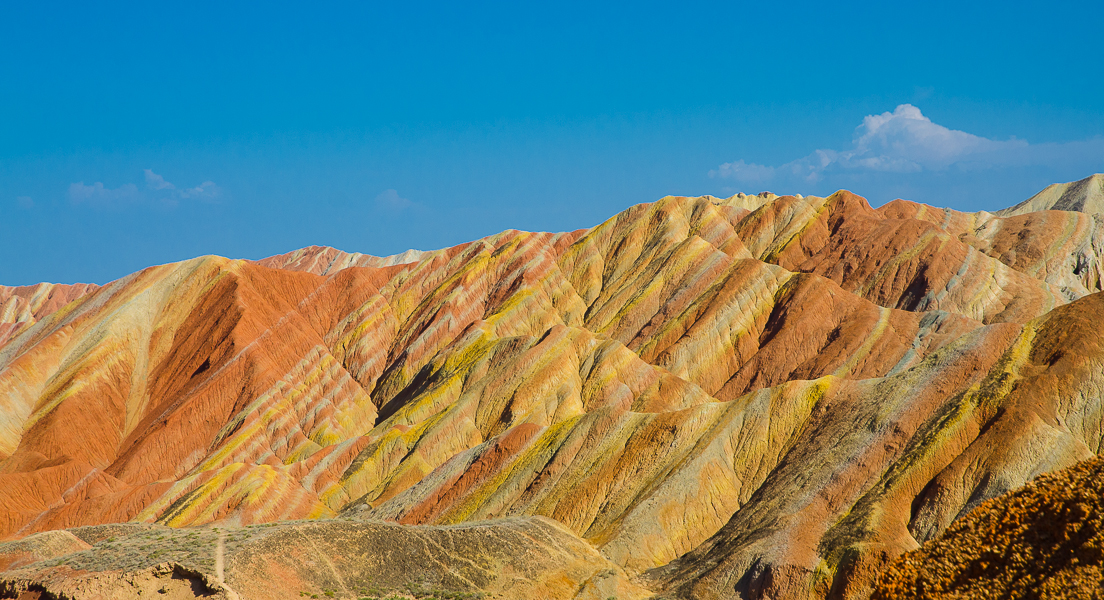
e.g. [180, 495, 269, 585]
[997, 173, 1104, 216]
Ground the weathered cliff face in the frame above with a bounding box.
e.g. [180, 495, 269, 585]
[2, 178, 1104, 599]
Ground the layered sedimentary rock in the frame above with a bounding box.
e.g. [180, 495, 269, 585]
[257, 245, 434, 274]
[997, 173, 1104, 217]
[647, 289, 1104, 599]
[0, 283, 98, 348]
[2, 176, 1104, 599]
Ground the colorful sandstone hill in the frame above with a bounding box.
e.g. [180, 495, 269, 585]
[2, 174, 1104, 599]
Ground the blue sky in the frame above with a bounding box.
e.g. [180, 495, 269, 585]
[2, 1, 1103, 285]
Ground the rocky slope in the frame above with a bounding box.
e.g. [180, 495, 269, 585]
[2, 176, 1103, 599]
[997, 173, 1104, 217]
[870, 454, 1104, 599]
[0, 516, 646, 600]
[0, 283, 98, 348]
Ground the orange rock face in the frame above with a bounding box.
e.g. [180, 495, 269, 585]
[2, 178, 1104, 599]
[871, 454, 1104, 599]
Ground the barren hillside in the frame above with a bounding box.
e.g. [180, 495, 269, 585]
[3, 175, 1104, 599]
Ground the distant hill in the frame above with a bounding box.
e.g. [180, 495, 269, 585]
[997, 173, 1104, 216]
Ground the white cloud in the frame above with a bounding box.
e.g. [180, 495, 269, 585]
[712, 104, 1103, 186]
[144, 169, 221, 200]
[69, 170, 221, 209]
[179, 181, 220, 199]
[68, 181, 141, 206]
[709, 160, 775, 184]
[839, 104, 1027, 172]
[16, 196, 34, 209]
[144, 169, 175, 191]
[374, 189, 414, 212]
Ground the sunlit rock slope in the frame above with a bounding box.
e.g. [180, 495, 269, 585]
[871, 453, 1104, 599]
[2, 175, 1104, 599]
[0, 283, 98, 348]
[0, 516, 648, 600]
[997, 173, 1104, 217]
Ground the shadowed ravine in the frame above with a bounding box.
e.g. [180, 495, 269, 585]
[3, 175, 1104, 599]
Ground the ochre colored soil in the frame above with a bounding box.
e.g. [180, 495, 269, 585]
[872, 455, 1104, 599]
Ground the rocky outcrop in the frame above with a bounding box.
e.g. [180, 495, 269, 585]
[0, 561, 232, 600]
[871, 454, 1104, 599]
[2, 179, 1104, 599]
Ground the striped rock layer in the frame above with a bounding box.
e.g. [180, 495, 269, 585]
[3, 177, 1104, 599]
[0, 283, 98, 349]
